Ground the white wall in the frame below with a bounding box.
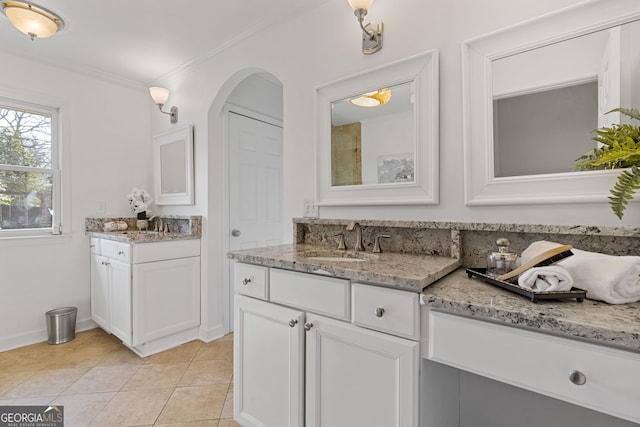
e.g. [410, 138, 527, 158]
[0, 52, 152, 350]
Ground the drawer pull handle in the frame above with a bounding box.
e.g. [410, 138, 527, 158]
[288, 319, 298, 328]
[569, 370, 586, 386]
[242, 277, 252, 285]
[118, 250, 125, 255]
[304, 322, 314, 331]
[375, 307, 385, 317]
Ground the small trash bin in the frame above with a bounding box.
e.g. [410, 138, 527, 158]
[45, 307, 77, 345]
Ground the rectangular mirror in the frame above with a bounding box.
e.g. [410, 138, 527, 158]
[153, 125, 194, 205]
[316, 50, 439, 206]
[463, 0, 640, 205]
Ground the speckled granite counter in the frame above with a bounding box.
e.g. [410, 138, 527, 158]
[85, 215, 201, 243]
[227, 244, 461, 292]
[422, 269, 640, 352]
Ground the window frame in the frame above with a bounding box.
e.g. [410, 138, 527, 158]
[0, 96, 62, 237]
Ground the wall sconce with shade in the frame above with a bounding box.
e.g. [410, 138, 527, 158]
[149, 86, 178, 124]
[1, 0, 65, 41]
[347, 0, 383, 54]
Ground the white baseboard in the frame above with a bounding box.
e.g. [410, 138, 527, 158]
[199, 324, 226, 343]
[0, 316, 98, 352]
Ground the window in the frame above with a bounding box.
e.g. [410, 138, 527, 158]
[0, 98, 60, 236]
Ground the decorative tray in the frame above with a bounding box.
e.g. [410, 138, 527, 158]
[465, 268, 587, 303]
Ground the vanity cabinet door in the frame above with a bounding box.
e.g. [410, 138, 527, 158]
[90, 253, 110, 331]
[234, 294, 305, 427]
[108, 258, 132, 346]
[305, 313, 419, 427]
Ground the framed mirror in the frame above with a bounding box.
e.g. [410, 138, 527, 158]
[153, 125, 194, 205]
[316, 50, 439, 206]
[463, 0, 640, 205]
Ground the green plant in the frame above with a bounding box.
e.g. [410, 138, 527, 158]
[575, 107, 640, 219]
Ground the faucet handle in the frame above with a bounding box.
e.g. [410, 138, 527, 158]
[334, 233, 347, 250]
[372, 234, 391, 253]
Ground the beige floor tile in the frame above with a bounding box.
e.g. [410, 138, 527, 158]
[143, 341, 202, 365]
[220, 388, 233, 419]
[95, 347, 145, 367]
[219, 333, 234, 342]
[0, 349, 57, 372]
[51, 392, 116, 426]
[178, 360, 232, 387]
[0, 396, 56, 405]
[89, 388, 173, 426]
[63, 365, 140, 395]
[3, 368, 87, 398]
[154, 421, 219, 427]
[193, 340, 233, 362]
[0, 371, 37, 397]
[155, 384, 228, 424]
[123, 363, 189, 390]
[217, 419, 242, 427]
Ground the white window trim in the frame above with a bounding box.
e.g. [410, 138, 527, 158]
[0, 96, 63, 237]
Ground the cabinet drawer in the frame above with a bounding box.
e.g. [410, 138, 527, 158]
[100, 239, 131, 262]
[90, 237, 101, 255]
[270, 268, 350, 321]
[427, 311, 640, 424]
[352, 283, 420, 340]
[235, 263, 268, 300]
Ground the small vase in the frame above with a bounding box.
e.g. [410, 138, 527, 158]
[136, 219, 149, 231]
[137, 211, 147, 220]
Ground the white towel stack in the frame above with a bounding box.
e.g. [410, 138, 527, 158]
[518, 265, 574, 292]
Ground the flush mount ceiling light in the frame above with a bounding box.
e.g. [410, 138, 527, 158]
[349, 88, 391, 107]
[347, 0, 383, 55]
[149, 87, 178, 124]
[1, 1, 65, 41]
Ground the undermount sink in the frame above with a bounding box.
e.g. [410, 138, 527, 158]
[304, 250, 379, 263]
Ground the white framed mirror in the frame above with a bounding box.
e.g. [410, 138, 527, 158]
[463, 0, 640, 205]
[315, 50, 439, 206]
[153, 125, 194, 205]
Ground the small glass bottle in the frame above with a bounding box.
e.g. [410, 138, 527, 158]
[486, 237, 519, 278]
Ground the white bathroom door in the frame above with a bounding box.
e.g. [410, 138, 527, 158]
[228, 110, 283, 327]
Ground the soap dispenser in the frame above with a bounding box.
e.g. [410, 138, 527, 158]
[486, 237, 519, 278]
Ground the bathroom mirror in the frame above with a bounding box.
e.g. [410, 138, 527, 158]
[153, 125, 194, 205]
[316, 50, 439, 205]
[463, 0, 640, 205]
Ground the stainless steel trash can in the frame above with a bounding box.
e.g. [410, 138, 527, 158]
[45, 307, 77, 344]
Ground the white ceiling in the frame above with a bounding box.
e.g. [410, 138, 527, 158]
[0, 0, 327, 85]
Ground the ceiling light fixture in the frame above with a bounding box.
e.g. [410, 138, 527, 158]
[1, 1, 65, 41]
[349, 88, 391, 107]
[346, 0, 383, 55]
[149, 87, 178, 124]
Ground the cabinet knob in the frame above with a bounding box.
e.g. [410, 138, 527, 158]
[118, 250, 125, 255]
[569, 370, 587, 386]
[375, 307, 385, 317]
[242, 277, 252, 285]
[288, 319, 298, 327]
[232, 229, 241, 237]
[304, 322, 314, 331]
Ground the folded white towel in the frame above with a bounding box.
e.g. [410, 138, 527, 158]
[518, 265, 574, 292]
[558, 248, 640, 304]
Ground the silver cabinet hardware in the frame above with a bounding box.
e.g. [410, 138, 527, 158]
[569, 370, 587, 386]
[242, 277, 252, 286]
[304, 322, 314, 331]
[373, 234, 391, 253]
[289, 319, 298, 328]
[118, 250, 125, 255]
[334, 233, 347, 250]
[231, 229, 241, 237]
[375, 307, 385, 317]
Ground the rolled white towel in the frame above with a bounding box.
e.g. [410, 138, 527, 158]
[518, 265, 574, 292]
[558, 248, 640, 304]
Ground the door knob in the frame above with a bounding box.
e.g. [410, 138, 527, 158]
[231, 229, 241, 237]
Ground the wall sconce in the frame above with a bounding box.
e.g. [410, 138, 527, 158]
[347, 0, 383, 55]
[149, 86, 178, 124]
[1, 1, 65, 41]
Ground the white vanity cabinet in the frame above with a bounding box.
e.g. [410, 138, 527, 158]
[90, 237, 201, 356]
[233, 263, 419, 427]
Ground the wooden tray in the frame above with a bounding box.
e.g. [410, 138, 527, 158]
[466, 268, 586, 303]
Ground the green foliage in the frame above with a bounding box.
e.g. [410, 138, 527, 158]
[576, 108, 640, 219]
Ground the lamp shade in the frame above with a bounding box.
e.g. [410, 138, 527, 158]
[2, 1, 64, 39]
[347, 0, 373, 11]
[149, 87, 170, 106]
[349, 88, 391, 107]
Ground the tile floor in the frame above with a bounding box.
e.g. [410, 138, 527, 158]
[0, 328, 241, 427]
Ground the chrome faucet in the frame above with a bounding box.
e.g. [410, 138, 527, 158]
[346, 221, 365, 252]
[148, 215, 162, 232]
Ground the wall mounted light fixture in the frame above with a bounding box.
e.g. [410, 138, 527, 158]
[1, 0, 65, 41]
[347, 0, 383, 55]
[149, 87, 178, 124]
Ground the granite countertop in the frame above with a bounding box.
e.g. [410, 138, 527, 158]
[227, 244, 462, 292]
[422, 269, 640, 352]
[87, 230, 200, 243]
